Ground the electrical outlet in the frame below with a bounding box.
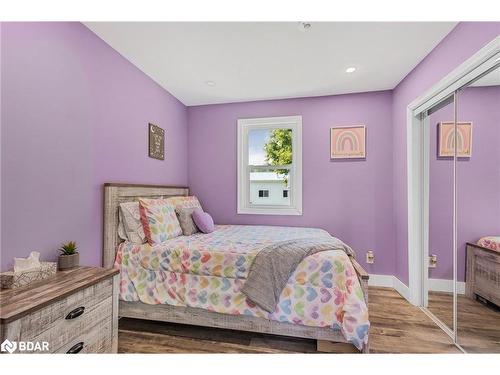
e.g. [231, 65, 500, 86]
[429, 254, 437, 268]
[366, 250, 374, 264]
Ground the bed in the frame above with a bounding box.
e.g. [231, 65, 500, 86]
[103, 183, 370, 352]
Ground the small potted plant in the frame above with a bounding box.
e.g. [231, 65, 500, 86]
[58, 241, 79, 270]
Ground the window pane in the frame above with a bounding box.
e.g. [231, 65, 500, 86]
[249, 168, 291, 206]
[238, 116, 301, 215]
[258, 189, 269, 198]
[248, 128, 293, 167]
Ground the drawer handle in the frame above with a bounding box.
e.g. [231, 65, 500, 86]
[66, 342, 84, 354]
[65, 306, 85, 320]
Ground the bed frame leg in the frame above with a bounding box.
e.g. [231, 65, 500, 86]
[362, 340, 370, 353]
[317, 340, 367, 353]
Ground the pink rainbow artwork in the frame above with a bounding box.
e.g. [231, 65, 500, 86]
[330, 125, 366, 159]
[438, 121, 473, 157]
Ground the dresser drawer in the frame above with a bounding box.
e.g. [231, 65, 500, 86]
[1, 267, 119, 354]
[18, 278, 113, 341]
[30, 295, 113, 352]
[54, 317, 113, 354]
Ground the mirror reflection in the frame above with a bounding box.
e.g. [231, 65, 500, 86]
[457, 66, 500, 353]
[424, 95, 456, 332]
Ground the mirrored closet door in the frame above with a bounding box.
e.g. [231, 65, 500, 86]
[456, 65, 500, 353]
[419, 51, 500, 353]
[422, 94, 456, 334]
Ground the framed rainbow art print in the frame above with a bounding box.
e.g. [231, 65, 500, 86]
[438, 121, 473, 157]
[330, 125, 366, 159]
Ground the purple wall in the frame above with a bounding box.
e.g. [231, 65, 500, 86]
[392, 22, 500, 284]
[187, 91, 395, 275]
[1, 22, 188, 271]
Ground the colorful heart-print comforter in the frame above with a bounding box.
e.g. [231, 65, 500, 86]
[114, 225, 369, 349]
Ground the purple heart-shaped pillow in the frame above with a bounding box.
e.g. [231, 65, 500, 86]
[192, 208, 215, 233]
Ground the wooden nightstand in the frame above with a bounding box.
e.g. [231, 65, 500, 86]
[0, 267, 119, 354]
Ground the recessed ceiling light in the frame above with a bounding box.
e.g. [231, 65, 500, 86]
[297, 22, 312, 32]
[345, 67, 356, 73]
[205, 80, 216, 87]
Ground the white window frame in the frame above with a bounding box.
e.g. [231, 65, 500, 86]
[237, 115, 302, 215]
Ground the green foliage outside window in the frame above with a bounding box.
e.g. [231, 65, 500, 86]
[263, 129, 292, 183]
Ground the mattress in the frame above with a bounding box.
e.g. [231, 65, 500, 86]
[115, 225, 369, 349]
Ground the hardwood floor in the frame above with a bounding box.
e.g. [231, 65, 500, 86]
[428, 291, 454, 329]
[428, 291, 500, 353]
[458, 295, 500, 353]
[367, 287, 458, 353]
[118, 286, 460, 354]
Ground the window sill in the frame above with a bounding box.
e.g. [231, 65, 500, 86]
[237, 207, 302, 216]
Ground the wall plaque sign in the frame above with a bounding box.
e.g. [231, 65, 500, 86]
[148, 123, 165, 160]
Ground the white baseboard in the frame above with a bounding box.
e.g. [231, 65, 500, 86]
[428, 278, 465, 295]
[368, 274, 464, 303]
[367, 274, 394, 288]
[368, 274, 411, 301]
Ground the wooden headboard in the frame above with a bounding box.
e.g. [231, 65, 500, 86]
[102, 183, 189, 268]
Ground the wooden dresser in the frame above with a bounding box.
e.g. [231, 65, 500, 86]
[0, 267, 119, 354]
[465, 242, 500, 307]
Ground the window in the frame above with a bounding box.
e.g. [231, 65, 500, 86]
[258, 190, 269, 198]
[237, 116, 302, 215]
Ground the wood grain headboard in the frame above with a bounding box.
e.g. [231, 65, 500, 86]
[102, 183, 189, 268]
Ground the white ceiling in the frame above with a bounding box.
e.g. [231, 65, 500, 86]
[85, 22, 457, 106]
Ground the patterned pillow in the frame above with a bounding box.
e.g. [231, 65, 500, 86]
[166, 196, 203, 236]
[139, 198, 182, 245]
[477, 236, 500, 252]
[177, 207, 200, 236]
[118, 201, 146, 244]
[166, 196, 202, 211]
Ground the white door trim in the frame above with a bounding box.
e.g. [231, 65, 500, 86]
[406, 35, 500, 307]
